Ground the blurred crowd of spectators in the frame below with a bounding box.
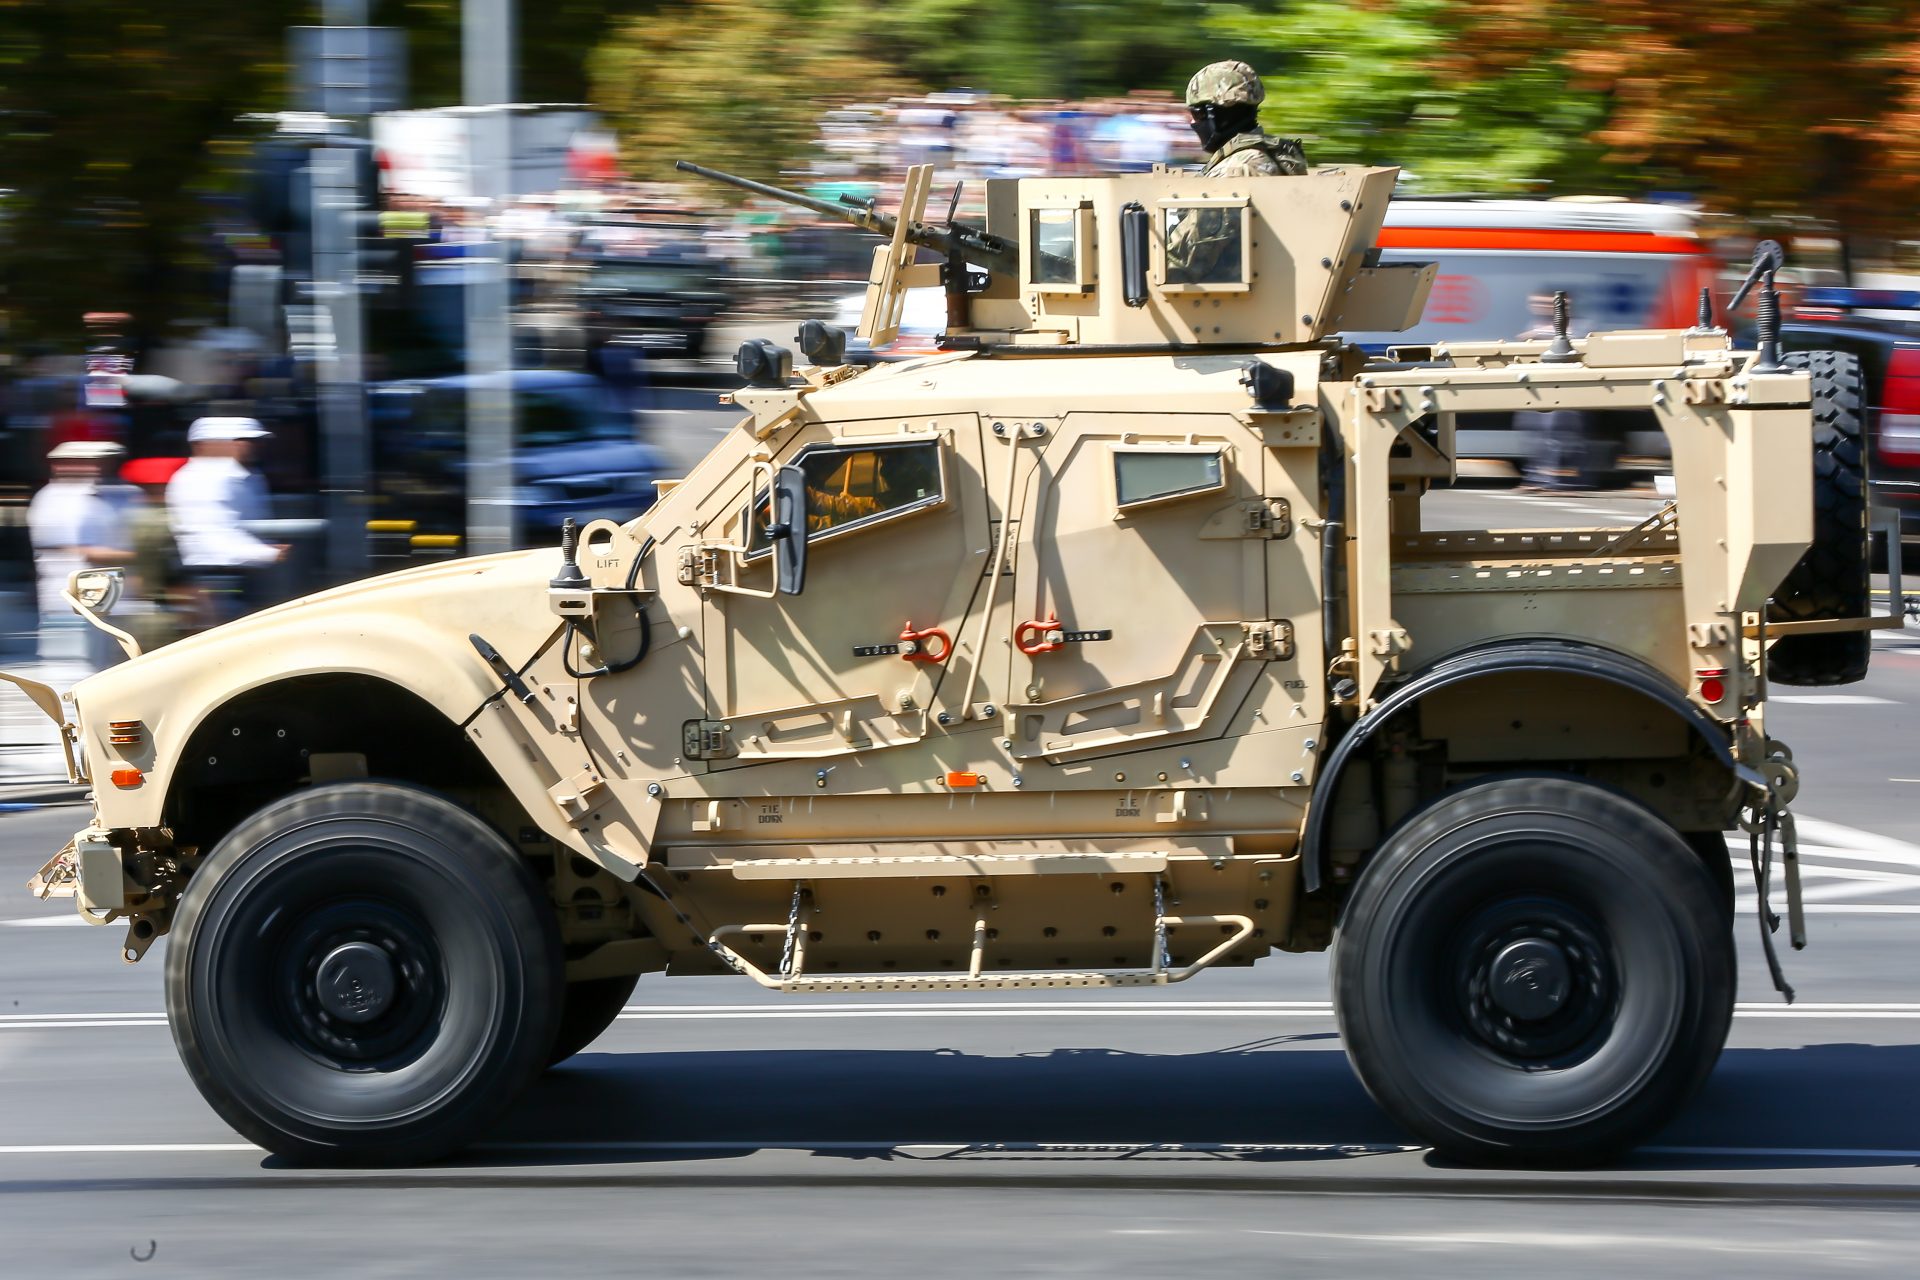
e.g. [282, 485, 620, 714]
[814, 90, 1198, 183]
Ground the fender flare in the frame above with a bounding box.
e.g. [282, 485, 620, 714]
[1300, 639, 1736, 893]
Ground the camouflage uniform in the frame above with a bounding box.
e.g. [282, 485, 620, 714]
[1204, 131, 1309, 179]
[1168, 61, 1309, 281]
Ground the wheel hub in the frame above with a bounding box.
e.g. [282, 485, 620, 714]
[1486, 937, 1571, 1021]
[277, 900, 443, 1064]
[314, 941, 397, 1024]
[1455, 897, 1614, 1063]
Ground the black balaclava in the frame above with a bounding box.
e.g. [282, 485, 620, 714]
[1189, 102, 1260, 154]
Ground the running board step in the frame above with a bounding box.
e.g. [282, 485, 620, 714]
[709, 912, 1255, 993]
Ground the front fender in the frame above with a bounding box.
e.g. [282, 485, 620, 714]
[72, 549, 561, 830]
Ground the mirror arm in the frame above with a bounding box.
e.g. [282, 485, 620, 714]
[61, 586, 142, 660]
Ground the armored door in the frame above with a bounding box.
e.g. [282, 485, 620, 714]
[695, 415, 992, 769]
[1003, 411, 1280, 762]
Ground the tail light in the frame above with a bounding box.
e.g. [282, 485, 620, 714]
[1880, 346, 1920, 466]
[1695, 668, 1727, 705]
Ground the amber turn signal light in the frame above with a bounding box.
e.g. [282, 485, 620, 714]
[109, 768, 143, 788]
[107, 719, 144, 746]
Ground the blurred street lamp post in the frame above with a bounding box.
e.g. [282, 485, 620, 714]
[464, 0, 517, 556]
[314, 0, 372, 578]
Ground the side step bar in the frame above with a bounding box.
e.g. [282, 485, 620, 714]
[709, 911, 1256, 994]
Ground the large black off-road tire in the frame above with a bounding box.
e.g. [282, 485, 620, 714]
[165, 782, 564, 1165]
[1768, 350, 1870, 686]
[1682, 829, 1737, 923]
[1334, 776, 1735, 1167]
[547, 973, 639, 1067]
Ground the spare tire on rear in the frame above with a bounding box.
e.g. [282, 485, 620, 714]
[1767, 350, 1871, 686]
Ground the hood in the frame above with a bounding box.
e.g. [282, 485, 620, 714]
[74, 547, 566, 738]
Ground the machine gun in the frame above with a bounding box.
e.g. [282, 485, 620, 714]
[674, 160, 1020, 281]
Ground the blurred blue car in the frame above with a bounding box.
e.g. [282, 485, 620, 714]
[368, 369, 664, 548]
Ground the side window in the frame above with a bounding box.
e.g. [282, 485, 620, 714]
[750, 439, 945, 554]
[1027, 203, 1095, 293]
[1030, 209, 1078, 285]
[1160, 201, 1250, 290]
[1112, 447, 1226, 511]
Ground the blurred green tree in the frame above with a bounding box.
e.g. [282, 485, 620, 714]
[1456, 1, 1920, 235]
[0, 0, 643, 350]
[590, 0, 908, 183]
[0, 1, 305, 349]
[869, 0, 1213, 100]
[1206, 0, 1611, 193]
[591, 0, 1229, 183]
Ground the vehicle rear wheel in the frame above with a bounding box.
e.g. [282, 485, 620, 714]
[1681, 829, 1737, 922]
[164, 781, 563, 1165]
[547, 973, 639, 1067]
[1334, 776, 1735, 1167]
[1768, 350, 1870, 686]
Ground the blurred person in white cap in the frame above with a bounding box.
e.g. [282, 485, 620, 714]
[26, 438, 131, 671]
[166, 416, 286, 628]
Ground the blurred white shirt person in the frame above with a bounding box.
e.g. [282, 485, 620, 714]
[166, 417, 284, 625]
[26, 438, 129, 670]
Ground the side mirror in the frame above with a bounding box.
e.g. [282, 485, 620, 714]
[768, 464, 808, 596]
[68, 568, 124, 616]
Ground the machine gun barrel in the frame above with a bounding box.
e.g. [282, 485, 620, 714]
[674, 160, 1019, 278]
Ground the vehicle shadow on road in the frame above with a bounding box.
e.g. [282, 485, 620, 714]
[475, 1040, 1920, 1174]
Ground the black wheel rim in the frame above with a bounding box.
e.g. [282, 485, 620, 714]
[274, 897, 445, 1068]
[1449, 895, 1616, 1066]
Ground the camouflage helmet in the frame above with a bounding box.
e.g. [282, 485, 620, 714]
[1185, 60, 1265, 110]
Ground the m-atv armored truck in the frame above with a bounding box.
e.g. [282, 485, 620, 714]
[6, 159, 1893, 1168]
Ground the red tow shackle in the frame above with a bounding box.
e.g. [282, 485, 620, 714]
[1015, 612, 1064, 656]
[899, 621, 952, 664]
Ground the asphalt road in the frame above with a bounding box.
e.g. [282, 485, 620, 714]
[1, 481, 1918, 1274]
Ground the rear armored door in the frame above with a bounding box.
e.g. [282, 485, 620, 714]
[1003, 412, 1276, 762]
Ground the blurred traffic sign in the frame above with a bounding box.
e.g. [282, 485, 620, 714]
[288, 26, 406, 118]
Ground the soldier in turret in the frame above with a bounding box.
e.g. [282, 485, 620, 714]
[1167, 61, 1309, 282]
[1185, 60, 1307, 178]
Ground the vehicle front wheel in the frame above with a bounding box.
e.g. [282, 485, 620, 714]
[164, 781, 564, 1165]
[1334, 775, 1735, 1167]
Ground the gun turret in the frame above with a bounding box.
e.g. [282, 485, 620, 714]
[675, 160, 1020, 280]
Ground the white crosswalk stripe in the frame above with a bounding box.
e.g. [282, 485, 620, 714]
[1726, 816, 1920, 914]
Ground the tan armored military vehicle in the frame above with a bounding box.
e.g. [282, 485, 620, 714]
[7, 159, 1894, 1169]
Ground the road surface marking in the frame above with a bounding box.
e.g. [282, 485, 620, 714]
[0, 1143, 259, 1155]
[7, 1000, 1920, 1031]
[1243, 1227, 1876, 1255]
[1766, 694, 1897, 705]
[7, 1139, 1920, 1168]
